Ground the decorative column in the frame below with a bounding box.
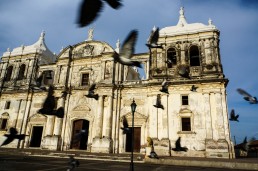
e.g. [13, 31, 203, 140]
[203, 93, 212, 139]
[53, 97, 64, 136]
[105, 96, 113, 138]
[46, 116, 55, 135]
[95, 95, 104, 138]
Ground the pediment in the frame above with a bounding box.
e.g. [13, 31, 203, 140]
[72, 105, 91, 111]
[121, 112, 148, 121]
[29, 113, 47, 122]
[179, 108, 192, 114]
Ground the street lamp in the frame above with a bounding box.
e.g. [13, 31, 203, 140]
[130, 99, 137, 171]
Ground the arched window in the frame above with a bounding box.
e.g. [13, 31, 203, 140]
[17, 64, 26, 80]
[5, 66, 13, 81]
[167, 48, 177, 68]
[189, 45, 200, 66]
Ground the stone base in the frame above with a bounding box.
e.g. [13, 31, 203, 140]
[145, 147, 152, 157]
[152, 138, 171, 156]
[41, 135, 60, 150]
[91, 137, 113, 153]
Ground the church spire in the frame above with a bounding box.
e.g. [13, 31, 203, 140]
[177, 7, 188, 27]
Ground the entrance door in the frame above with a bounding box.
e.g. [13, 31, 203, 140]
[71, 119, 89, 150]
[29, 126, 43, 147]
[126, 127, 141, 152]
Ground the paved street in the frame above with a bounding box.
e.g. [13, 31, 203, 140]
[0, 154, 251, 171]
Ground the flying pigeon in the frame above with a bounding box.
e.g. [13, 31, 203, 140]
[240, 136, 253, 152]
[191, 85, 198, 92]
[172, 137, 188, 152]
[85, 84, 99, 100]
[77, 0, 122, 27]
[146, 27, 162, 49]
[1, 127, 26, 146]
[153, 94, 164, 109]
[229, 109, 239, 122]
[159, 80, 169, 94]
[148, 151, 159, 159]
[113, 30, 142, 68]
[120, 116, 131, 134]
[178, 65, 190, 79]
[237, 88, 257, 104]
[38, 86, 64, 118]
[67, 156, 80, 171]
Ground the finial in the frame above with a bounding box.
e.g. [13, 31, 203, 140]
[60, 46, 64, 52]
[152, 25, 156, 31]
[87, 28, 94, 41]
[41, 30, 45, 38]
[208, 18, 213, 25]
[177, 7, 188, 27]
[116, 39, 120, 49]
[7, 48, 10, 52]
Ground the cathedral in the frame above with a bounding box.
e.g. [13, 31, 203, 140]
[0, 8, 235, 158]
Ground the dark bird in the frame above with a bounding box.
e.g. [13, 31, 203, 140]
[113, 30, 142, 68]
[1, 127, 26, 146]
[146, 26, 163, 49]
[85, 84, 99, 100]
[237, 88, 257, 104]
[148, 151, 159, 159]
[172, 137, 188, 152]
[77, 0, 122, 27]
[240, 136, 251, 152]
[191, 85, 198, 92]
[153, 94, 164, 110]
[120, 116, 131, 134]
[159, 80, 169, 94]
[178, 65, 190, 79]
[38, 86, 64, 118]
[67, 156, 80, 171]
[229, 109, 239, 122]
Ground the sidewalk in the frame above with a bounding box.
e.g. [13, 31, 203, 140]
[1, 148, 258, 170]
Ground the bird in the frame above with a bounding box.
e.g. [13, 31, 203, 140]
[229, 109, 239, 122]
[241, 136, 251, 152]
[153, 94, 164, 109]
[1, 127, 26, 146]
[148, 151, 159, 159]
[172, 137, 188, 152]
[237, 88, 257, 104]
[67, 156, 80, 171]
[38, 85, 65, 118]
[159, 80, 169, 94]
[113, 30, 142, 68]
[120, 116, 131, 134]
[178, 65, 190, 79]
[85, 83, 99, 100]
[146, 26, 163, 49]
[77, 0, 122, 27]
[190, 85, 198, 92]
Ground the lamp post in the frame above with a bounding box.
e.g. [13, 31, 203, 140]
[130, 99, 137, 171]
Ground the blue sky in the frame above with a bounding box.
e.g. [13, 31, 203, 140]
[0, 0, 257, 144]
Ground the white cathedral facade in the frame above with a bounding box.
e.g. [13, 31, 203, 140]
[0, 8, 235, 158]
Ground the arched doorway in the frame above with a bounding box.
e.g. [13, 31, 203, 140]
[70, 119, 89, 150]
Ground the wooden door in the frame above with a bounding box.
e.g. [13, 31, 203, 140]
[30, 126, 43, 147]
[125, 127, 141, 152]
[71, 119, 89, 150]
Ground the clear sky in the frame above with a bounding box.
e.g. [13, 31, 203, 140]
[0, 0, 257, 144]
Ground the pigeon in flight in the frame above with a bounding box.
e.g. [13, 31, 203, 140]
[240, 136, 253, 152]
[67, 156, 80, 171]
[146, 27, 163, 49]
[121, 116, 131, 134]
[178, 65, 190, 79]
[153, 94, 164, 110]
[85, 84, 99, 100]
[159, 80, 169, 94]
[148, 151, 159, 159]
[113, 30, 142, 68]
[38, 86, 64, 118]
[1, 127, 26, 146]
[77, 0, 122, 27]
[191, 85, 198, 92]
[237, 88, 257, 104]
[229, 109, 239, 122]
[172, 137, 188, 152]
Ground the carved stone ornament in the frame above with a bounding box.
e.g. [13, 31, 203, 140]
[74, 44, 94, 58]
[29, 113, 47, 123]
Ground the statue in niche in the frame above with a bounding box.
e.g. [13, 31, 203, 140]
[105, 61, 112, 79]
